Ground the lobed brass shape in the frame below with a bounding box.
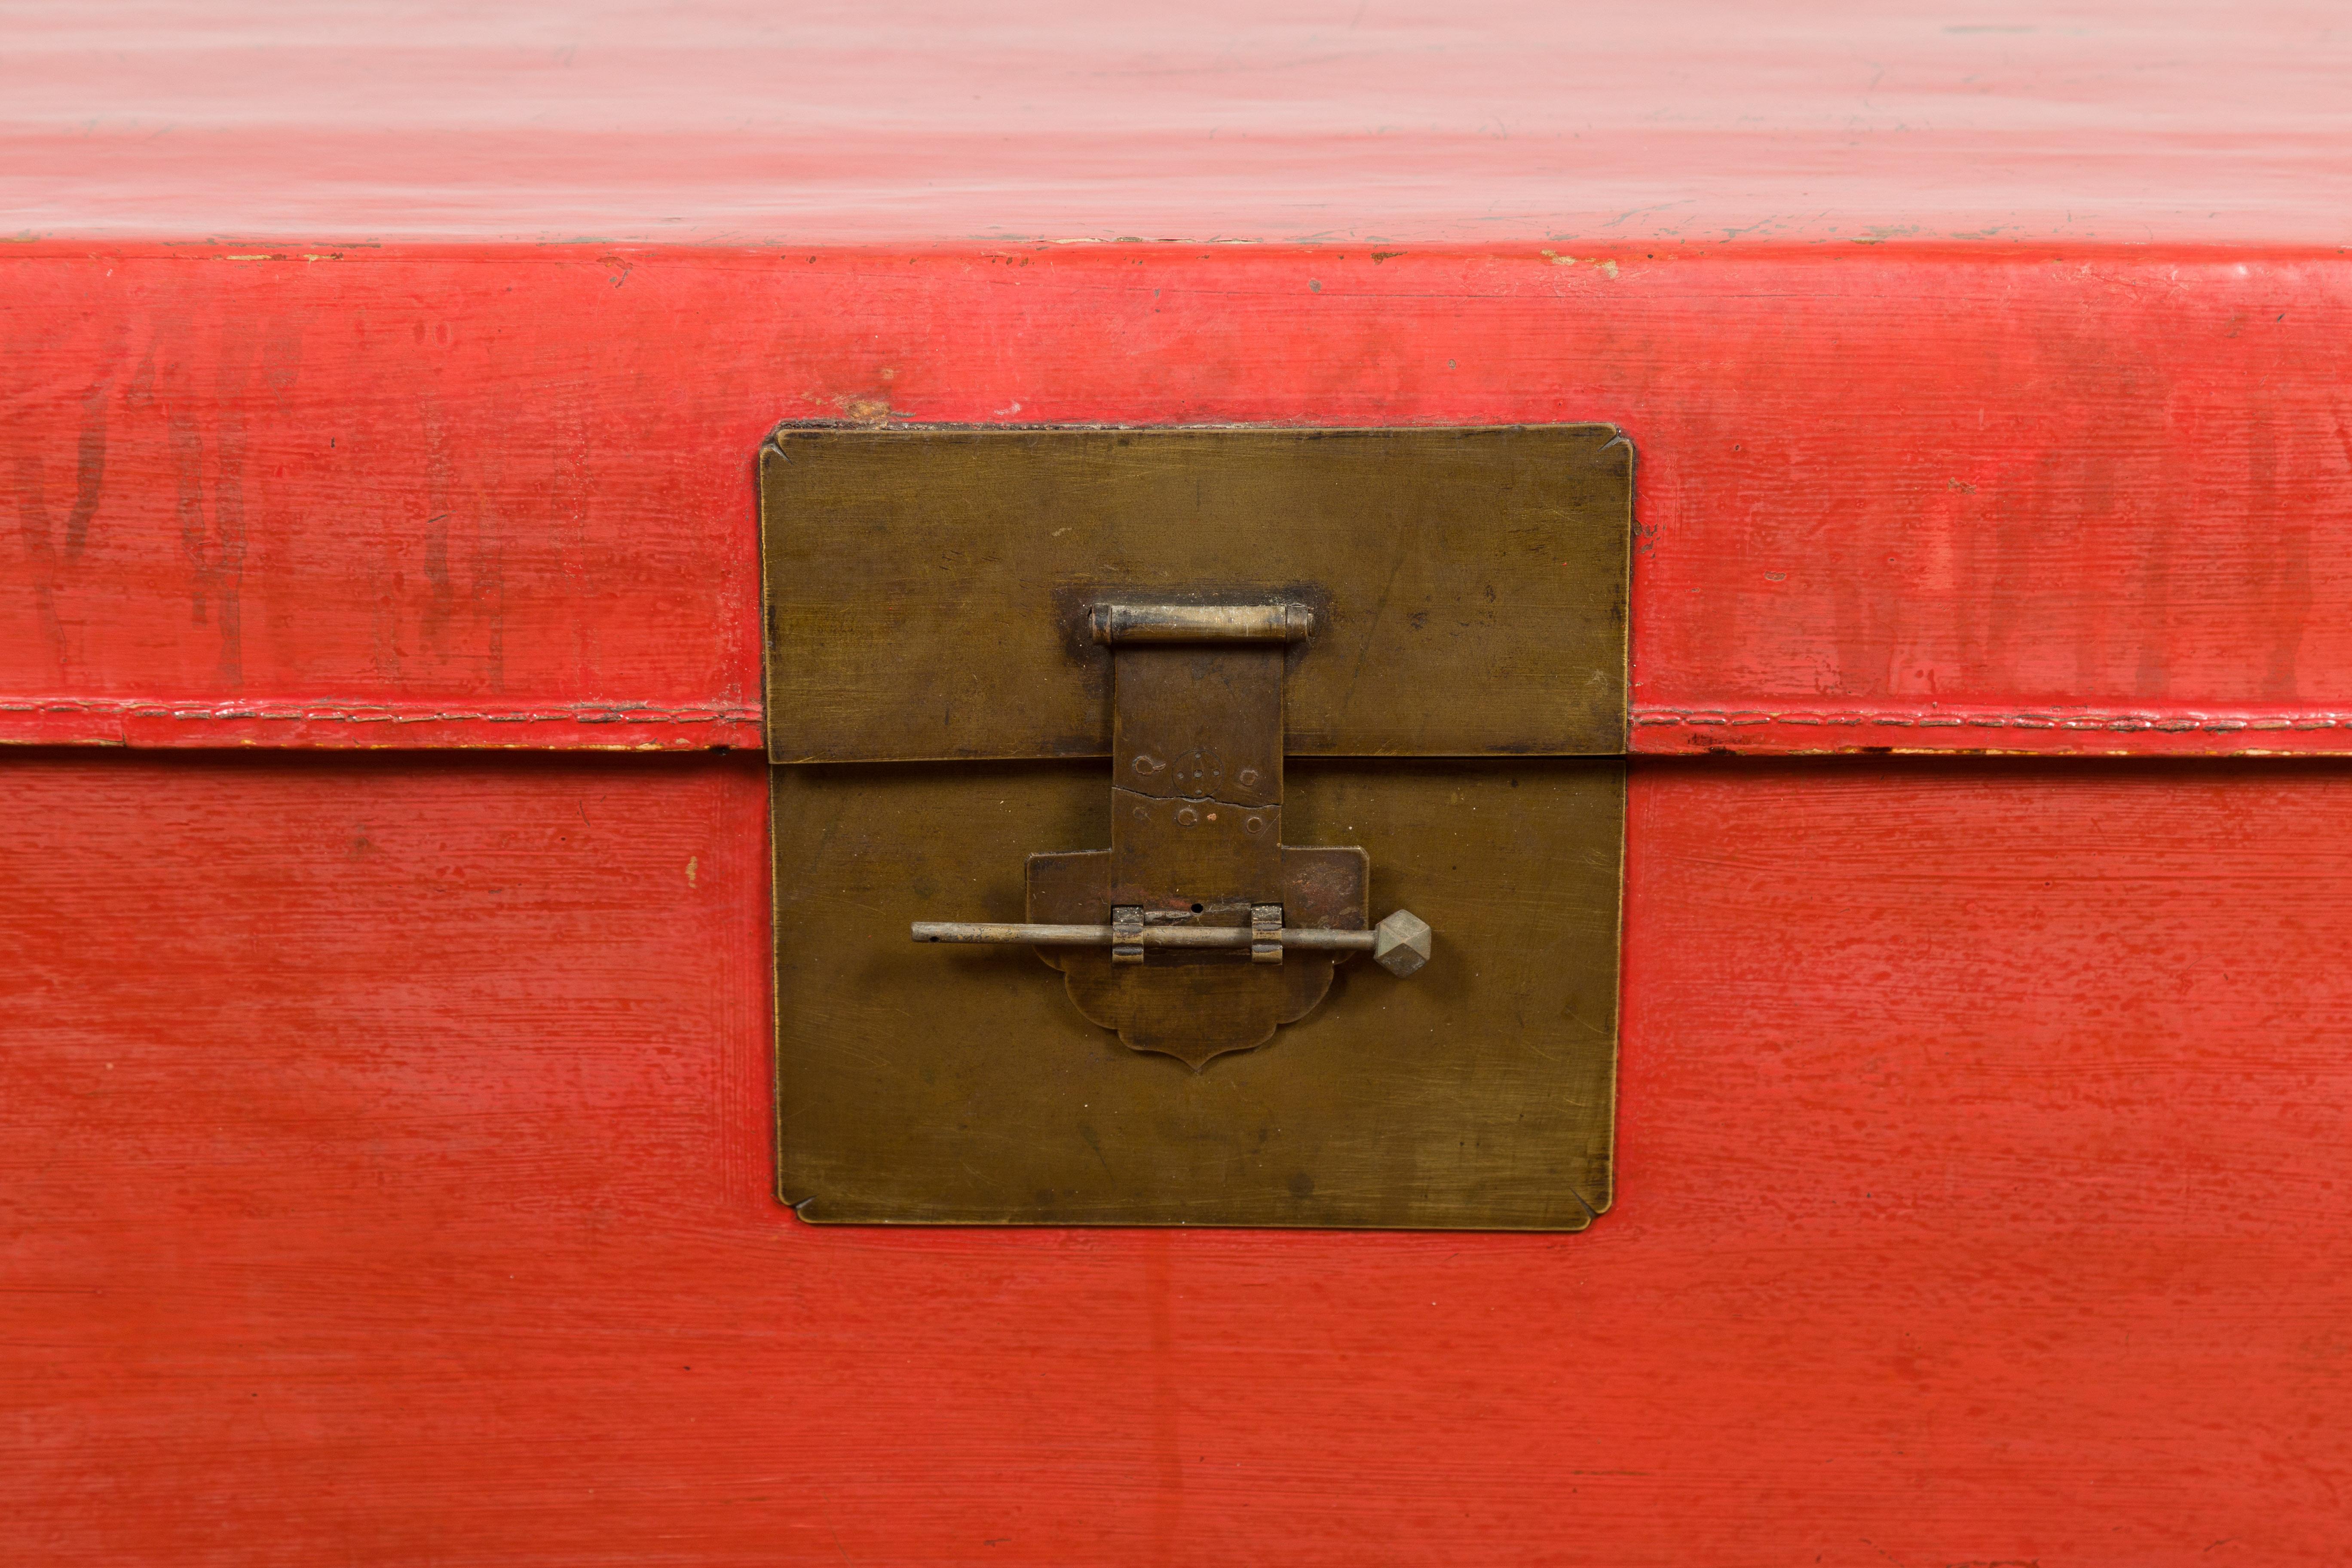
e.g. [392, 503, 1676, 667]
[910, 600, 1432, 1069]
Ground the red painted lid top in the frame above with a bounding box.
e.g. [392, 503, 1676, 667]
[5, 1, 2347, 248]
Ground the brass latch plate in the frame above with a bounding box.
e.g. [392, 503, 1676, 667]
[763, 426, 1629, 1228]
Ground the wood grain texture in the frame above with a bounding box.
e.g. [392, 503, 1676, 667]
[3, 1, 2349, 247]
[7, 245, 2352, 753]
[6, 750, 2350, 1562]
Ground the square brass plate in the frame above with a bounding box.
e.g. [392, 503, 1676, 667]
[763, 425, 1629, 1228]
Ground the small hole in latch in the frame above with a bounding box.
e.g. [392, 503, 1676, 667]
[1191, 903, 1204, 913]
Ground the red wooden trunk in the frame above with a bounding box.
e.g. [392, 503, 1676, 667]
[6, 4, 2351, 1562]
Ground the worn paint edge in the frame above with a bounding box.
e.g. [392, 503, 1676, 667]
[1632, 704, 2352, 756]
[0, 697, 763, 750]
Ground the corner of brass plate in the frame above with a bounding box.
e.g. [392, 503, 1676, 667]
[761, 424, 1630, 1229]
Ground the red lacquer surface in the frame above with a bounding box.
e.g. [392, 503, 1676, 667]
[8, 4, 2352, 1560]
[6, 244, 2352, 753]
[4, 752, 2347, 1563]
[3, 1, 2349, 248]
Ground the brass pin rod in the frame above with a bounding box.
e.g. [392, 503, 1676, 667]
[912, 920, 1373, 951]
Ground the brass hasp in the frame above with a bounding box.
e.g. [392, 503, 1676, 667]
[908, 599, 1430, 1069]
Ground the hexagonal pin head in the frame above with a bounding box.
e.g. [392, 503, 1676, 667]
[1372, 909, 1433, 977]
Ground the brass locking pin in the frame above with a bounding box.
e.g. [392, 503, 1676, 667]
[911, 908, 1434, 977]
